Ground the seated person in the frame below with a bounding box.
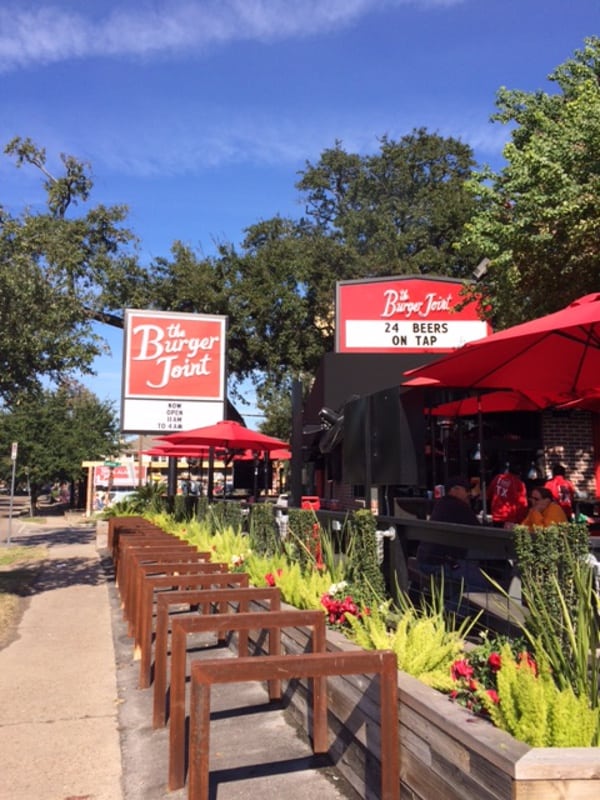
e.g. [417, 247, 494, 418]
[520, 486, 568, 530]
[487, 465, 528, 528]
[544, 463, 576, 520]
[430, 475, 480, 526]
[417, 476, 486, 591]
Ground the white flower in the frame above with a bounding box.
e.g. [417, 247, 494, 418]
[328, 580, 348, 596]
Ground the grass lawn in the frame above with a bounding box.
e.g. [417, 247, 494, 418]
[0, 545, 48, 648]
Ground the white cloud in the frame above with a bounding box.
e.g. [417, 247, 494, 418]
[0, 0, 464, 71]
[76, 102, 504, 181]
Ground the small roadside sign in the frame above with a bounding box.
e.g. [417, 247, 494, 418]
[7, 442, 18, 545]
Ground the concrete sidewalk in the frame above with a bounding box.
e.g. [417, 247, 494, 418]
[0, 516, 361, 800]
[0, 518, 122, 800]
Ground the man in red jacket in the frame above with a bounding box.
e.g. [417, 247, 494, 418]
[487, 465, 528, 528]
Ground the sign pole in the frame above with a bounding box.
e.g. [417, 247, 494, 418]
[7, 442, 18, 545]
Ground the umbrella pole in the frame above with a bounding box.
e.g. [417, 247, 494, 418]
[253, 452, 259, 500]
[207, 447, 215, 501]
[428, 407, 436, 509]
[263, 452, 269, 497]
[477, 396, 487, 519]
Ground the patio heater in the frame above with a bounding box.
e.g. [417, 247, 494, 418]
[437, 417, 453, 487]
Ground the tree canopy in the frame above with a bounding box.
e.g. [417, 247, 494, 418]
[459, 36, 600, 328]
[297, 129, 478, 278]
[150, 129, 479, 408]
[0, 382, 120, 497]
[0, 137, 151, 405]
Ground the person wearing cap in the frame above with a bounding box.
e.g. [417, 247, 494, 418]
[416, 475, 485, 596]
[430, 476, 480, 526]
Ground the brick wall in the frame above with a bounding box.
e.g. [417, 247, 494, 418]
[542, 410, 596, 497]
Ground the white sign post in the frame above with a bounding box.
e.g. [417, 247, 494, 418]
[7, 442, 17, 545]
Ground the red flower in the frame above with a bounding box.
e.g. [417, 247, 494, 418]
[264, 568, 283, 587]
[488, 652, 502, 671]
[320, 592, 362, 626]
[451, 659, 474, 681]
[486, 689, 500, 704]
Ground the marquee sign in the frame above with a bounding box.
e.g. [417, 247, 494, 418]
[121, 309, 227, 434]
[335, 276, 489, 354]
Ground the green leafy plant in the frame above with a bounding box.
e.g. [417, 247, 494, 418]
[518, 564, 600, 708]
[287, 509, 323, 572]
[513, 521, 589, 637]
[477, 642, 600, 747]
[345, 580, 479, 691]
[210, 500, 245, 532]
[165, 516, 251, 569]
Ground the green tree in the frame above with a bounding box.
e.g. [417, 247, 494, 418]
[150, 131, 478, 420]
[297, 129, 478, 277]
[459, 37, 600, 328]
[0, 137, 150, 403]
[149, 219, 354, 411]
[0, 382, 120, 508]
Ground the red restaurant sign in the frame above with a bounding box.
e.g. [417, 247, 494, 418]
[94, 464, 147, 487]
[335, 276, 489, 354]
[121, 310, 227, 434]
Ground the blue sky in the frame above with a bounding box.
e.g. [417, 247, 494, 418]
[1, 0, 597, 418]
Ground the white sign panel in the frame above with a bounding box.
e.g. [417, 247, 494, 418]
[344, 319, 489, 350]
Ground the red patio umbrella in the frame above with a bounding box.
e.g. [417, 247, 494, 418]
[269, 448, 292, 460]
[555, 389, 600, 412]
[226, 448, 292, 460]
[158, 420, 288, 452]
[429, 390, 550, 417]
[404, 294, 600, 516]
[404, 293, 600, 402]
[144, 444, 222, 458]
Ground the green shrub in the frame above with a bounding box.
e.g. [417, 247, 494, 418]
[344, 509, 387, 608]
[510, 522, 600, 708]
[249, 503, 281, 556]
[514, 521, 590, 635]
[287, 509, 321, 571]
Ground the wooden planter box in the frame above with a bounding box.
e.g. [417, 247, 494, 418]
[240, 599, 600, 800]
